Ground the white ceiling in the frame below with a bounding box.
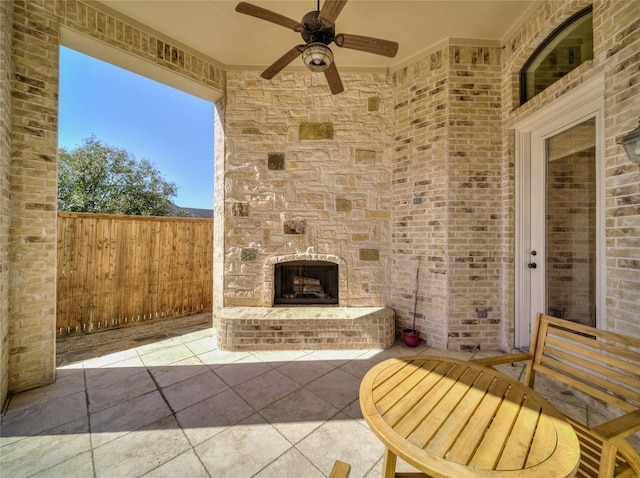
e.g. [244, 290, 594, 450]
[96, 0, 540, 73]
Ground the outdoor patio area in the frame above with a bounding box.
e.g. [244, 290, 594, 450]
[0, 313, 616, 478]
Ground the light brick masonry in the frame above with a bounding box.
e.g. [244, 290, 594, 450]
[0, 0, 14, 404]
[2, 0, 639, 403]
[216, 307, 395, 351]
[3, 0, 225, 395]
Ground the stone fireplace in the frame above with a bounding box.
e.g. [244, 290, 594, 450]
[213, 73, 398, 351]
[216, 72, 398, 310]
[264, 254, 346, 307]
[273, 261, 338, 305]
[215, 251, 395, 351]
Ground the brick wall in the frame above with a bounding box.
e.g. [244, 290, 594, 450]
[8, 0, 60, 394]
[0, 0, 14, 406]
[597, 0, 640, 335]
[446, 45, 503, 350]
[390, 45, 503, 350]
[392, 50, 451, 349]
[3, 0, 639, 403]
[502, 0, 640, 340]
[5, 0, 224, 399]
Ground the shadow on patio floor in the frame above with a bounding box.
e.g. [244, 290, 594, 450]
[2, 313, 595, 478]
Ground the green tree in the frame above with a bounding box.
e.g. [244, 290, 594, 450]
[175, 209, 193, 217]
[58, 136, 178, 216]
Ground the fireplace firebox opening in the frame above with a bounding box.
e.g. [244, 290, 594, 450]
[274, 260, 339, 305]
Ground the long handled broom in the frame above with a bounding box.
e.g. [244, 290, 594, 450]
[411, 256, 421, 333]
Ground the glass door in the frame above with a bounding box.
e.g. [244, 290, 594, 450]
[541, 118, 596, 326]
[515, 75, 604, 347]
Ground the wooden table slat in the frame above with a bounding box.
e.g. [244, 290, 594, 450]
[497, 394, 545, 470]
[391, 363, 468, 438]
[468, 385, 526, 468]
[407, 365, 483, 448]
[525, 405, 558, 468]
[445, 377, 512, 465]
[425, 370, 498, 458]
[373, 359, 440, 413]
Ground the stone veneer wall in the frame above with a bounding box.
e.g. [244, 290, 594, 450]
[0, 0, 14, 406]
[502, 0, 640, 340]
[4, 0, 223, 400]
[222, 71, 394, 308]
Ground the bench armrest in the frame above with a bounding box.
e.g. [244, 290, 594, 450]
[470, 353, 532, 368]
[592, 409, 640, 441]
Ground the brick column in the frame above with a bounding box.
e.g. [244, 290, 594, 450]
[8, 0, 60, 392]
[0, 0, 15, 405]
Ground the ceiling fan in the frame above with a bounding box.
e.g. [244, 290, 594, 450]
[235, 0, 399, 94]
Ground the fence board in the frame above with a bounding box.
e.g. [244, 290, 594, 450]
[56, 212, 214, 336]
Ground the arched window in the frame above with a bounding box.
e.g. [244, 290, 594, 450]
[520, 6, 593, 104]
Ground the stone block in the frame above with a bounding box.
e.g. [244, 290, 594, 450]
[232, 203, 249, 216]
[283, 219, 305, 234]
[356, 149, 377, 164]
[241, 248, 257, 261]
[268, 153, 285, 170]
[335, 198, 351, 212]
[359, 249, 380, 261]
[299, 123, 333, 140]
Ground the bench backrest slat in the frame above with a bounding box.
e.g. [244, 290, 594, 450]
[544, 337, 640, 392]
[527, 314, 640, 414]
[549, 325, 640, 367]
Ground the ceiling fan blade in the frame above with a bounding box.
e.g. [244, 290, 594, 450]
[261, 46, 304, 80]
[334, 33, 399, 58]
[319, 0, 348, 26]
[324, 62, 344, 94]
[236, 2, 303, 31]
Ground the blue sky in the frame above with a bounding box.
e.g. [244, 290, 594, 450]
[58, 46, 215, 210]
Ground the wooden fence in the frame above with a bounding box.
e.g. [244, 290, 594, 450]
[57, 212, 213, 337]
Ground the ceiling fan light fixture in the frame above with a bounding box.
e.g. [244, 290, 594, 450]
[302, 42, 333, 72]
[236, 1, 398, 94]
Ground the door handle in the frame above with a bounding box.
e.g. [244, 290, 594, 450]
[528, 262, 537, 269]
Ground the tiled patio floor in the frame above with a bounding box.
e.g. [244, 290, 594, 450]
[1, 316, 603, 478]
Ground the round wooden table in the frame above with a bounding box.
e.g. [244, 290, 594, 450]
[360, 356, 580, 478]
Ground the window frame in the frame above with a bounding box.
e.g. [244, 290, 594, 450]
[519, 6, 594, 105]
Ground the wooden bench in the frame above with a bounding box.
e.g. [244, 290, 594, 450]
[473, 313, 640, 478]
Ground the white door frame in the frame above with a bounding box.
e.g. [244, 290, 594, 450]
[514, 73, 605, 348]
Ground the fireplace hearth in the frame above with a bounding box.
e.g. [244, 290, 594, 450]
[217, 254, 395, 351]
[274, 260, 338, 305]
